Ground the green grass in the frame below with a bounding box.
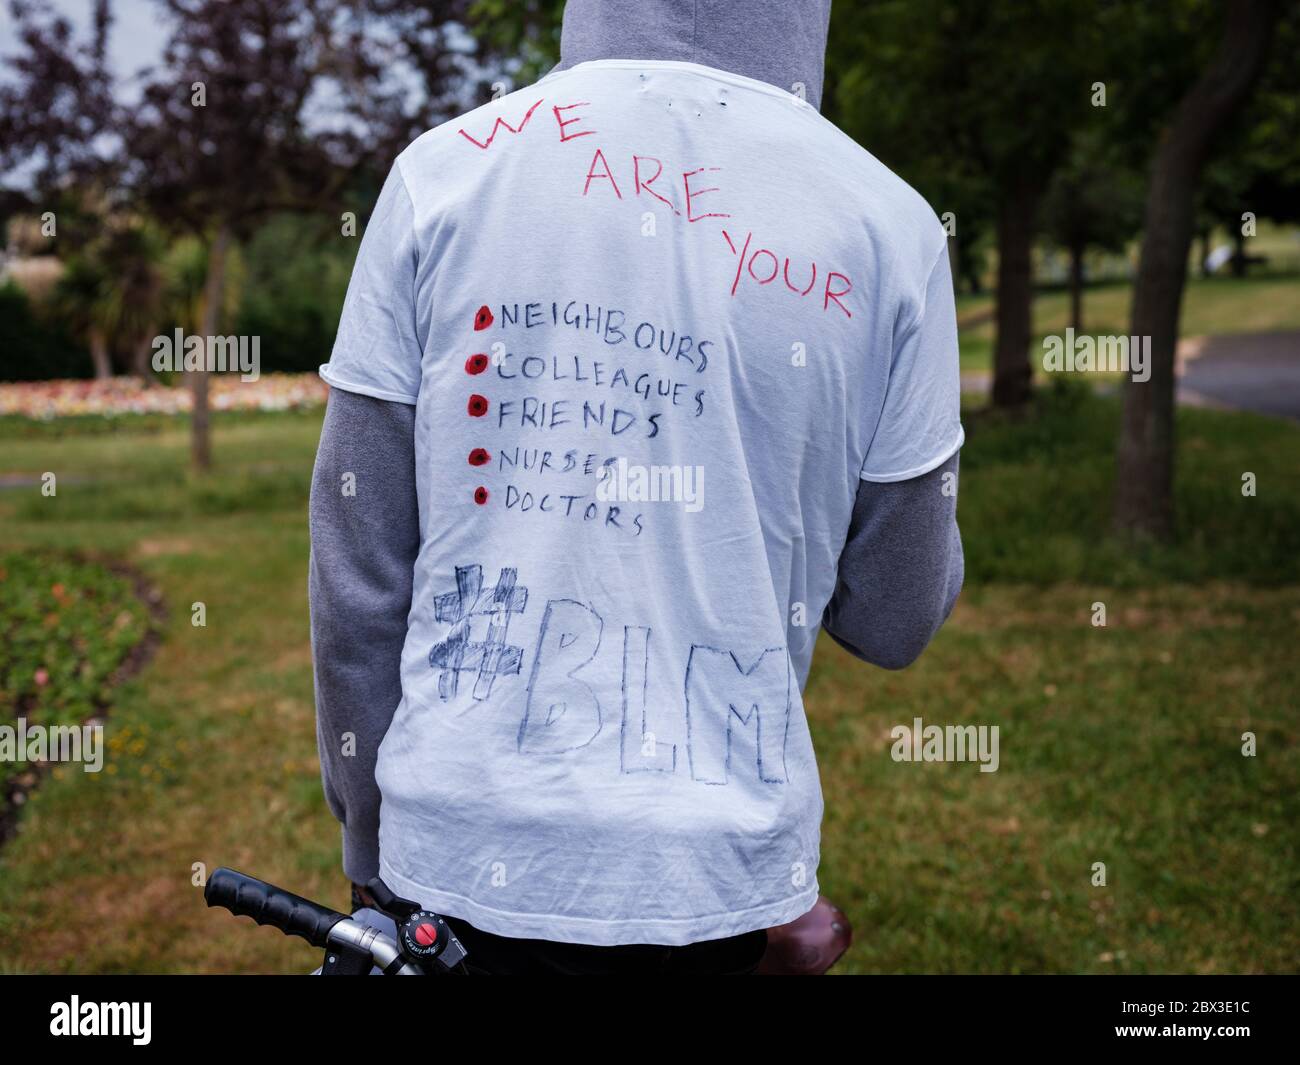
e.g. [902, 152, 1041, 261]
[960, 383, 1300, 585]
[0, 390, 1295, 973]
[0, 552, 151, 792]
[811, 581, 1298, 973]
[956, 272, 1300, 376]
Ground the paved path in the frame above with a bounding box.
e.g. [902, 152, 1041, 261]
[1176, 332, 1300, 420]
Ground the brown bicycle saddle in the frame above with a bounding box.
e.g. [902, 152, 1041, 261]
[757, 895, 853, 975]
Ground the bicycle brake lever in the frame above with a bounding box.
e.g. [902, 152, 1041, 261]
[364, 877, 421, 922]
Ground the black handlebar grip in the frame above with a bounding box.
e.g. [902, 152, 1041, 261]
[204, 867, 348, 949]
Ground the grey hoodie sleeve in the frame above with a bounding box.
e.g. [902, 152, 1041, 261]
[821, 452, 963, 670]
[309, 388, 419, 883]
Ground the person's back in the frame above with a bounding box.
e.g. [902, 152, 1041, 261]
[312, 0, 963, 961]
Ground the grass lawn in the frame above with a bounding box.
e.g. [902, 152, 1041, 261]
[0, 394, 1295, 973]
[956, 272, 1300, 373]
[0, 551, 152, 803]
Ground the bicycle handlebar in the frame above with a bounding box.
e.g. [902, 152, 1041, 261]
[205, 866, 448, 974]
[204, 867, 349, 950]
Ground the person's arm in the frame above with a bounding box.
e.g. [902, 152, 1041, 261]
[821, 452, 962, 670]
[309, 158, 424, 885]
[823, 235, 964, 669]
[309, 389, 419, 883]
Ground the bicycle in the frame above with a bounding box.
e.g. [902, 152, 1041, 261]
[204, 867, 469, 974]
[207, 866, 854, 974]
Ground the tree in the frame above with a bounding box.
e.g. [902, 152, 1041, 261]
[1113, 0, 1281, 539]
[357, 0, 500, 124]
[121, 0, 504, 469]
[1040, 130, 1143, 332]
[0, 0, 119, 380]
[47, 214, 169, 380]
[0, 0, 115, 189]
[97, 221, 169, 381]
[120, 2, 335, 467]
[52, 253, 114, 379]
[1196, 41, 1300, 279]
[827, 0, 1102, 407]
[119, 0, 456, 469]
[2, 0, 483, 464]
[467, 0, 564, 85]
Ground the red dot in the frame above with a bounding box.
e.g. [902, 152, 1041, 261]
[473, 305, 494, 331]
[415, 922, 438, 946]
[465, 353, 489, 375]
[468, 447, 490, 466]
[467, 394, 488, 417]
[474, 486, 488, 505]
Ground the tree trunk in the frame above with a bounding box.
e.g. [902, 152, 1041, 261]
[992, 176, 1041, 407]
[133, 326, 158, 385]
[1068, 242, 1085, 334]
[89, 327, 112, 379]
[1230, 227, 1248, 278]
[192, 226, 230, 472]
[1114, 0, 1278, 540]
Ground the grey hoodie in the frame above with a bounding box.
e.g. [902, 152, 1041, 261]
[551, 0, 831, 110]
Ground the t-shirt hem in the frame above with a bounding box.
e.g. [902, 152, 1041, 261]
[860, 425, 965, 484]
[319, 365, 418, 406]
[378, 859, 820, 947]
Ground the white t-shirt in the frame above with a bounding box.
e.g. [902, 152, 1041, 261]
[321, 58, 963, 945]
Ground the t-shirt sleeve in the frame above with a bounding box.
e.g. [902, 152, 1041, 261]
[319, 161, 423, 405]
[860, 242, 965, 482]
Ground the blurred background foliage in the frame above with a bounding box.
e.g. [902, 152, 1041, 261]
[2, 1, 1295, 385]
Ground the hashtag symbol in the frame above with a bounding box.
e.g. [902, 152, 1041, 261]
[428, 564, 528, 701]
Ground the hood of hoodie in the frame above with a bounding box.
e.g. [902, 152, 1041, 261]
[551, 0, 832, 111]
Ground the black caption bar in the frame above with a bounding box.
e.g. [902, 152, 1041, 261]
[1, 974, 1294, 1051]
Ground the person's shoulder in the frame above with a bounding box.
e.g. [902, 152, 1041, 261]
[398, 86, 547, 164]
[390, 85, 550, 208]
[803, 112, 947, 269]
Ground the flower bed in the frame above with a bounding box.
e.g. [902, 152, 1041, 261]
[0, 552, 159, 841]
[0, 373, 329, 420]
